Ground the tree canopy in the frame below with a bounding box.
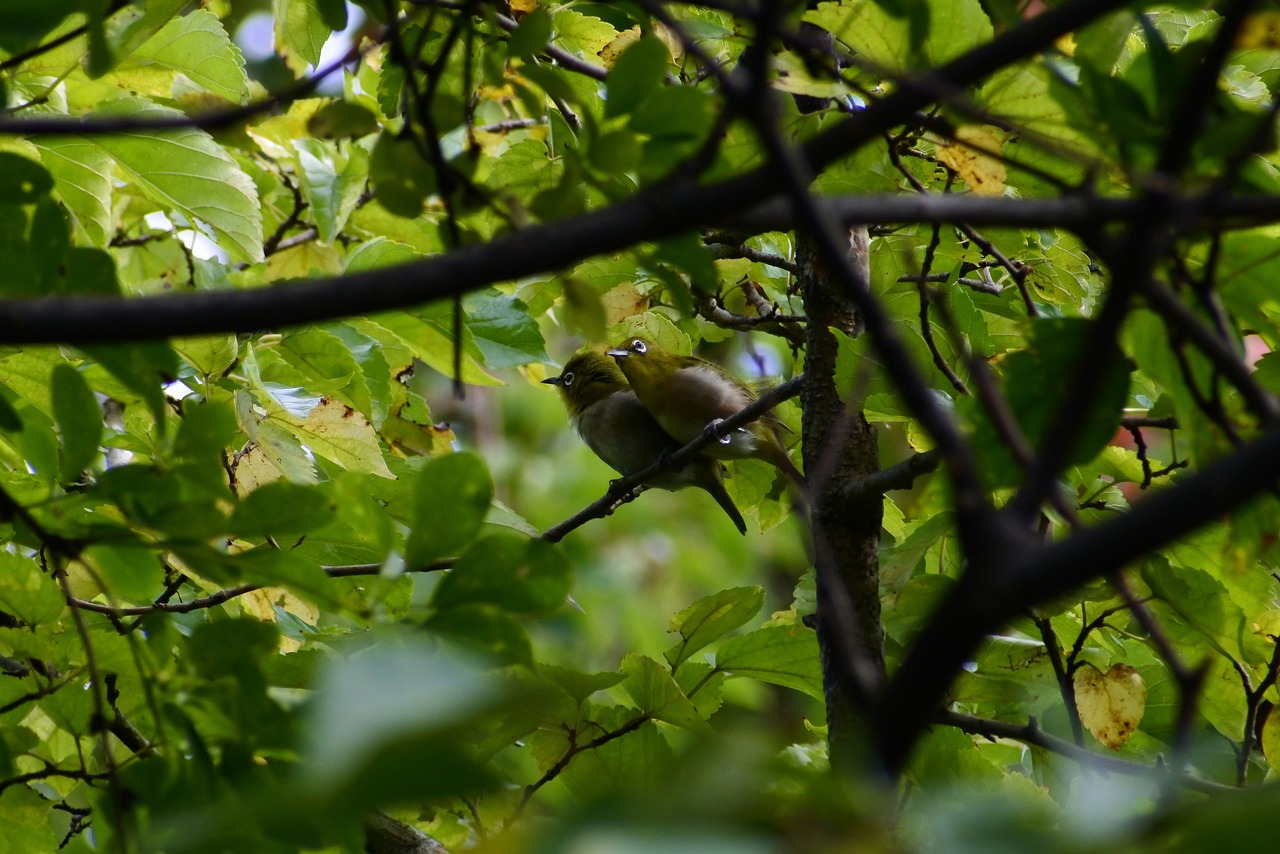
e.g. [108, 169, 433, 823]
[2, 0, 1280, 851]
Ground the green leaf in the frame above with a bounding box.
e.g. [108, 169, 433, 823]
[606, 35, 669, 118]
[621, 653, 709, 730]
[0, 385, 22, 434]
[551, 706, 673, 799]
[369, 130, 435, 218]
[425, 604, 533, 666]
[79, 341, 177, 428]
[552, 9, 617, 61]
[0, 785, 57, 853]
[83, 543, 164, 603]
[673, 660, 726, 719]
[924, 0, 993, 66]
[273, 0, 333, 69]
[962, 318, 1130, 489]
[805, 0, 913, 74]
[83, 98, 263, 264]
[715, 624, 823, 699]
[361, 313, 504, 387]
[114, 9, 249, 102]
[277, 327, 372, 418]
[405, 452, 493, 568]
[432, 534, 572, 614]
[229, 481, 337, 538]
[0, 553, 63, 626]
[540, 664, 626, 703]
[33, 138, 112, 247]
[0, 152, 52, 203]
[880, 511, 955, 593]
[234, 549, 334, 604]
[99, 0, 189, 66]
[295, 138, 368, 244]
[174, 335, 238, 378]
[50, 364, 101, 482]
[462, 290, 551, 369]
[664, 586, 766, 668]
[508, 8, 552, 59]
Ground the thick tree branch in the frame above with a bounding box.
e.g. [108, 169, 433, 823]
[0, 0, 1138, 345]
[879, 420, 1280, 772]
[842, 450, 941, 502]
[3, 192, 1278, 346]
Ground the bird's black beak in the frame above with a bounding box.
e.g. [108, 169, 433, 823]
[541, 375, 564, 385]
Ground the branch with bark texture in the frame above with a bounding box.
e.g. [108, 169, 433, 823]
[0, 0, 1141, 346]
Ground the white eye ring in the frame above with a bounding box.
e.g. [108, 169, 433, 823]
[563, 371, 575, 386]
[632, 340, 647, 354]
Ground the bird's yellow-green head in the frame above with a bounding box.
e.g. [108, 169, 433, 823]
[606, 337, 682, 390]
[541, 351, 629, 418]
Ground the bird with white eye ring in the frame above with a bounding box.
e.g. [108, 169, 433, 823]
[543, 351, 746, 534]
[607, 337, 803, 485]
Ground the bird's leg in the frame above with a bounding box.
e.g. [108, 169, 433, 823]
[606, 480, 646, 514]
[655, 447, 686, 472]
[703, 417, 734, 445]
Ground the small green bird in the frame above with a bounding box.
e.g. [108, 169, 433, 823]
[607, 337, 804, 485]
[543, 351, 747, 534]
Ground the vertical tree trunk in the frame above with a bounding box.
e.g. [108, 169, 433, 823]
[797, 226, 885, 771]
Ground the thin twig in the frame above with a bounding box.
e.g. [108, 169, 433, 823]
[938, 710, 1230, 794]
[68, 560, 452, 617]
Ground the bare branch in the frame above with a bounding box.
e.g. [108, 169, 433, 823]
[0, 41, 367, 135]
[68, 560, 452, 617]
[938, 710, 1231, 794]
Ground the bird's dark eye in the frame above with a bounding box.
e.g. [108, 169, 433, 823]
[632, 340, 647, 354]
[563, 371, 575, 386]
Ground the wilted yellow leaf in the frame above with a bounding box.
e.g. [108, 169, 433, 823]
[509, 0, 539, 14]
[653, 22, 683, 64]
[1073, 662, 1146, 750]
[598, 26, 642, 68]
[269, 396, 395, 478]
[601, 283, 648, 325]
[935, 125, 1007, 198]
[383, 413, 456, 457]
[599, 23, 680, 68]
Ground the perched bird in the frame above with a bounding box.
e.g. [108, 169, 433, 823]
[607, 337, 804, 485]
[542, 351, 747, 534]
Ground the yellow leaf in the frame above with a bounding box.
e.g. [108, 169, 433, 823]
[1073, 662, 1146, 750]
[382, 413, 457, 457]
[243, 587, 318, 653]
[598, 24, 679, 68]
[264, 242, 343, 281]
[269, 396, 394, 478]
[1261, 707, 1280, 778]
[509, 0, 538, 13]
[598, 26, 642, 68]
[601, 283, 648, 326]
[1238, 12, 1280, 49]
[935, 125, 1007, 198]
